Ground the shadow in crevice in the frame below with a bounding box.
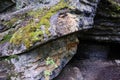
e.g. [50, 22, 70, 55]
[53, 39, 120, 80]
[73, 39, 120, 61]
[108, 44, 120, 60]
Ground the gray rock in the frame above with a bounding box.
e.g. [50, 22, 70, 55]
[78, 0, 120, 43]
[0, 0, 100, 80]
[15, 0, 60, 9]
[0, 34, 78, 80]
[0, 24, 8, 33]
[0, 0, 99, 57]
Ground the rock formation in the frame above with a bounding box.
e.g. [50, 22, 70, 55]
[0, 0, 120, 80]
[54, 0, 120, 79]
[79, 0, 120, 43]
[0, 0, 99, 80]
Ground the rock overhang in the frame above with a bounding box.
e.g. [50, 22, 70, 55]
[0, 0, 99, 57]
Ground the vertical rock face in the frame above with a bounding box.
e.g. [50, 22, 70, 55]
[0, 0, 100, 80]
[78, 0, 120, 43]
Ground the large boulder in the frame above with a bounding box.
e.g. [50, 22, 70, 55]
[0, 0, 99, 80]
[0, 34, 79, 80]
[0, 0, 99, 56]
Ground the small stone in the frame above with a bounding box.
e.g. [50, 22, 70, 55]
[34, 18, 40, 23]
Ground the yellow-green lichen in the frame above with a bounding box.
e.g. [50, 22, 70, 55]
[2, 18, 18, 28]
[10, 0, 69, 48]
[10, 22, 44, 48]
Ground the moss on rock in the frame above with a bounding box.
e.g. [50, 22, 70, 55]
[0, 34, 12, 44]
[10, 0, 69, 48]
[3, 18, 17, 28]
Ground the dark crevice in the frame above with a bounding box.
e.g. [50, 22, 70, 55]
[108, 44, 120, 60]
[73, 38, 120, 61]
[0, 0, 15, 13]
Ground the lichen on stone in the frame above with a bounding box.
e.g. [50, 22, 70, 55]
[10, 0, 69, 48]
[1, 13, 28, 28]
[3, 18, 17, 27]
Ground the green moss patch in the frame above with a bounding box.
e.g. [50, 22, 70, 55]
[3, 18, 17, 27]
[10, 0, 69, 48]
[0, 34, 12, 44]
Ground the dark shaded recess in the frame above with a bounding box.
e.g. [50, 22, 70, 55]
[73, 38, 120, 61]
[53, 38, 120, 80]
[108, 43, 120, 60]
[74, 39, 109, 60]
[94, 1, 120, 32]
[94, 0, 120, 18]
[54, 0, 120, 79]
[91, 0, 120, 60]
[95, 66, 120, 80]
[77, 0, 120, 44]
[0, 0, 15, 13]
[94, 0, 120, 25]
